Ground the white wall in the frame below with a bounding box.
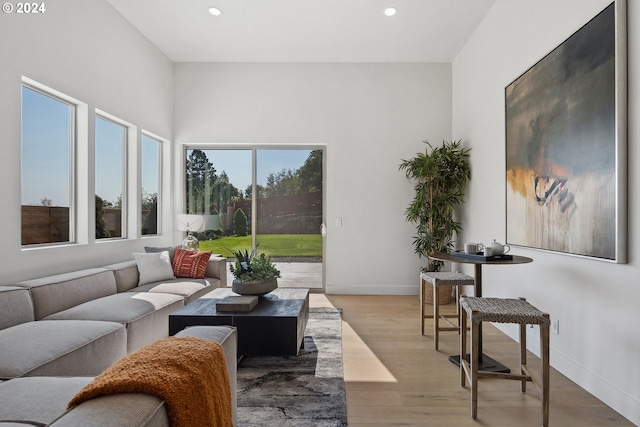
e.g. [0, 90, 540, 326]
[173, 62, 452, 294]
[1, 0, 635, 421]
[0, 0, 174, 282]
[453, 0, 639, 423]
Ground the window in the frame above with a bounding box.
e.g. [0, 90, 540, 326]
[141, 134, 161, 235]
[95, 115, 126, 239]
[21, 85, 75, 245]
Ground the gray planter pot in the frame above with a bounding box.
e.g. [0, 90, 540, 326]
[232, 278, 278, 296]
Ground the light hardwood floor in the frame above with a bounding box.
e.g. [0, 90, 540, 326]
[310, 294, 634, 427]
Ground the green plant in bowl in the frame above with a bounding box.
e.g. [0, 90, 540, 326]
[229, 245, 280, 295]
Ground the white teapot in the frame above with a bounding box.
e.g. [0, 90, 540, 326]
[486, 239, 511, 255]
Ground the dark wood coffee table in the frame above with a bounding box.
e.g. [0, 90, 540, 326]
[169, 288, 309, 357]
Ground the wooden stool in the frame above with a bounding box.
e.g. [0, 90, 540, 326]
[460, 296, 550, 427]
[420, 272, 474, 350]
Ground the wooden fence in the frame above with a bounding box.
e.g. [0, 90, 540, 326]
[225, 191, 322, 234]
[21, 206, 123, 244]
[21, 191, 322, 244]
[21, 205, 70, 245]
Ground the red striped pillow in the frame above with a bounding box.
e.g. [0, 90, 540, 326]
[172, 248, 212, 279]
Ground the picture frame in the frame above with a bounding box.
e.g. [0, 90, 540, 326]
[505, 0, 627, 263]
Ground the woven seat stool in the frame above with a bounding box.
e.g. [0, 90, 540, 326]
[460, 296, 550, 427]
[420, 272, 474, 350]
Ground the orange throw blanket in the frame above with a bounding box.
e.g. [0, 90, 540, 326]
[68, 336, 232, 427]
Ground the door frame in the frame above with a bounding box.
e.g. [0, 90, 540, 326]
[180, 143, 327, 292]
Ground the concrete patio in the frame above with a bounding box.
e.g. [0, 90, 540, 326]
[226, 261, 323, 290]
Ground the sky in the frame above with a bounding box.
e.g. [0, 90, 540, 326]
[141, 135, 160, 199]
[191, 149, 313, 194]
[22, 85, 314, 207]
[22, 86, 71, 206]
[95, 117, 124, 204]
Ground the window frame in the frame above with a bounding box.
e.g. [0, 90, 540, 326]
[140, 132, 163, 236]
[94, 110, 132, 240]
[21, 78, 80, 247]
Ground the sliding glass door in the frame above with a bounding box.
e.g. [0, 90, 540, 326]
[255, 149, 323, 289]
[185, 147, 324, 290]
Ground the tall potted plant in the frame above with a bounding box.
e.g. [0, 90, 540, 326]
[399, 140, 471, 274]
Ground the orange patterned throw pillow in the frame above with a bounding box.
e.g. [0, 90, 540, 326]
[172, 248, 212, 279]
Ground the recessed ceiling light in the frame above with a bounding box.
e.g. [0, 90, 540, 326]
[384, 7, 397, 17]
[208, 7, 222, 16]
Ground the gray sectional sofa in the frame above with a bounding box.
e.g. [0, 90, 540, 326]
[0, 254, 238, 426]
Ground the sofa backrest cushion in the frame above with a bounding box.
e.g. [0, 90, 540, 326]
[133, 251, 176, 285]
[144, 245, 180, 263]
[103, 260, 139, 292]
[15, 268, 117, 320]
[0, 286, 35, 330]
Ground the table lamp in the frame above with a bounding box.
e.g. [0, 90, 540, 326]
[176, 214, 204, 251]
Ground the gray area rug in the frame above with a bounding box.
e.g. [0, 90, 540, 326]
[237, 307, 348, 426]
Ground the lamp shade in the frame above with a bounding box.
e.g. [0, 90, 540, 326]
[176, 214, 204, 232]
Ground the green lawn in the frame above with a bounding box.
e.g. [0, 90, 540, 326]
[198, 234, 322, 258]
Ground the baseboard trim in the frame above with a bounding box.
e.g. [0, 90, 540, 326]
[325, 284, 418, 295]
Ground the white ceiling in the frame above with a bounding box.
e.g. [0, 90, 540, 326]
[105, 0, 495, 63]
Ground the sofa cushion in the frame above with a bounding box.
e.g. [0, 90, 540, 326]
[0, 377, 93, 426]
[144, 245, 180, 263]
[46, 327, 237, 427]
[204, 256, 228, 288]
[0, 286, 34, 330]
[44, 293, 184, 352]
[103, 260, 139, 292]
[131, 278, 211, 304]
[15, 269, 117, 320]
[49, 393, 169, 427]
[0, 320, 126, 379]
[133, 252, 175, 286]
[51, 327, 238, 427]
[172, 249, 211, 279]
[105, 257, 226, 293]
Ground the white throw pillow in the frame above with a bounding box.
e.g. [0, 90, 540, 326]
[133, 251, 176, 286]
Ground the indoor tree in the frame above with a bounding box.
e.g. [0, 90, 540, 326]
[399, 140, 471, 272]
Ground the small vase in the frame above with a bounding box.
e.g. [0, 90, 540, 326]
[232, 278, 278, 296]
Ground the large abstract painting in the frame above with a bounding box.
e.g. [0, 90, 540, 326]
[505, 1, 626, 262]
